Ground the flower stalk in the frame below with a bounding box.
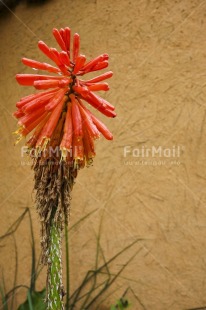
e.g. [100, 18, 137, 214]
[47, 218, 64, 310]
[65, 223, 70, 309]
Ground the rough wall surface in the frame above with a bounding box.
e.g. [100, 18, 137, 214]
[1, 0, 206, 309]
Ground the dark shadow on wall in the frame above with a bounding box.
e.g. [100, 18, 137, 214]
[0, 0, 52, 17]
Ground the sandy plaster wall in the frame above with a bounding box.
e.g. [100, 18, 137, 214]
[1, 0, 206, 309]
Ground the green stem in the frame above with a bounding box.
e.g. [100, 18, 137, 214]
[65, 224, 70, 309]
[47, 220, 64, 310]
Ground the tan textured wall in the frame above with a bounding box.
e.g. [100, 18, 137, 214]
[1, 0, 206, 309]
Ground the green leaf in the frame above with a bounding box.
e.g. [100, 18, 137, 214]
[0, 285, 9, 310]
[18, 289, 46, 310]
[110, 298, 130, 310]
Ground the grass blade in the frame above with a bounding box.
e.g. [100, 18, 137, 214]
[65, 223, 70, 309]
[27, 290, 34, 310]
[0, 273, 9, 310]
[28, 209, 36, 292]
[0, 209, 29, 241]
[10, 235, 18, 310]
[68, 209, 98, 232]
[85, 249, 141, 308]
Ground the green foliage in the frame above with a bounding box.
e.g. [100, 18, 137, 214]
[67, 239, 140, 309]
[110, 297, 130, 309]
[17, 289, 46, 310]
[0, 208, 142, 309]
[0, 276, 9, 310]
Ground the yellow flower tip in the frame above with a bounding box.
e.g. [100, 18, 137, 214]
[60, 148, 68, 162]
[37, 137, 50, 152]
[74, 155, 84, 162]
[86, 158, 93, 167]
[73, 159, 79, 170]
[42, 137, 50, 151]
[13, 127, 25, 145]
[13, 126, 24, 135]
[14, 134, 23, 145]
[73, 158, 84, 169]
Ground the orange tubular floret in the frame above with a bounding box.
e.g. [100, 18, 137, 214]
[91, 60, 108, 72]
[59, 28, 65, 40]
[73, 33, 80, 62]
[78, 102, 100, 139]
[13, 110, 25, 118]
[90, 113, 113, 140]
[26, 114, 50, 148]
[49, 112, 66, 151]
[22, 58, 60, 74]
[73, 55, 86, 74]
[81, 54, 108, 74]
[34, 78, 70, 90]
[80, 102, 113, 140]
[83, 71, 113, 84]
[87, 83, 109, 91]
[16, 74, 62, 86]
[100, 97, 115, 111]
[82, 91, 116, 117]
[21, 111, 48, 136]
[53, 28, 67, 51]
[87, 91, 115, 110]
[73, 85, 89, 97]
[59, 78, 71, 87]
[59, 51, 70, 67]
[23, 97, 49, 113]
[81, 55, 103, 73]
[64, 27, 71, 54]
[23, 92, 56, 113]
[18, 107, 46, 127]
[83, 129, 95, 161]
[50, 48, 70, 75]
[38, 41, 58, 63]
[16, 88, 59, 109]
[19, 93, 36, 102]
[36, 95, 67, 146]
[72, 135, 84, 161]
[60, 105, 73, 152]
[34, 80, 61, 90]
[50, 48, 68, 76]
[45, 89, 68, 111]
[50, 48, 63, 66]
[70, 94, 83, 137]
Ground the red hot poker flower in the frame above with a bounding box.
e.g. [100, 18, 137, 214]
[14, 27, 116, 168]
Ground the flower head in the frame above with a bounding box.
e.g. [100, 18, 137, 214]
[14, 27, 116, 168]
